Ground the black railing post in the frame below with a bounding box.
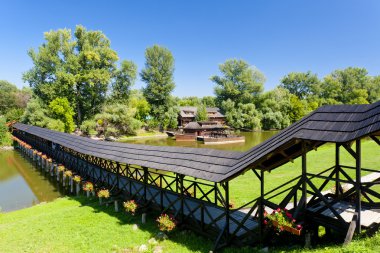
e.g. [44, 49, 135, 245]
[259, 169, 264, 244]
[143, 167, 148, 202]
[302, 141, 307, 216]
[336, 144, 340, 197]
[356, 139, 361, 233]
[225, 181, 230, 244]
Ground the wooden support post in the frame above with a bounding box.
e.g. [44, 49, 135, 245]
[143, 167, 148, 202]
[356, 139, 361, 233]
[180, 175, 184, 222]
[225, 181, 230, 243]
[302, 142, 307, 215]
[336, 144, 340, 197]
[214, 182, 218, 205]
[259, 170, 265, 243]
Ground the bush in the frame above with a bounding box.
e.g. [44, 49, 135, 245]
[80, 120, 97, 136]
[0, 117, 11, 146]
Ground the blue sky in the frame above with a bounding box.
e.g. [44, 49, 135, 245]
[1, 1, 379, 97]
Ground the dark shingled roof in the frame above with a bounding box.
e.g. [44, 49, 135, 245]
[179, 106, 225, 118]
[13, 100, 380, 182]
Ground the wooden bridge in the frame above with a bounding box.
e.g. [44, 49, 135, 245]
[11, 100, 380, 250]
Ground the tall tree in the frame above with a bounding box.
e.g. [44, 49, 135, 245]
[279, 71, 320, 99]
[111, 60, 137, 101]
[23, 25, 120, 125]
[0, 80, 18, 115]
[211, 59, 265, 107]
[320, 67, 371, 104]
[195, 104, 208, 121]
[141, 45, 175, 121]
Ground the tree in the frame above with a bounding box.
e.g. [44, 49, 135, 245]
[128, 90, 151, 121]
[195, 104, 208, 121]
[21, 98, 65, 132]
[0, 80, 18, 115]
[280, 71, 320, 99]
[111, 60, 137, 101]
[94, 103, 142, 136]
[320, 67, 371, 104]
[211, 59, 265, 107]
[48, 97, 76, 133]
[23, 25, 120, 125]
[178, 96, 201, 107]
[201, 96, 216, 107]
[162, 107, 179, 130]
[141, 45, 175, 121]
[221, 99, 261, 130]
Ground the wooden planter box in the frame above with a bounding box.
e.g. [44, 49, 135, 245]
[272, 221, 302, 236]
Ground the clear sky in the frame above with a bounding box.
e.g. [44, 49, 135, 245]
[1, 0, 379, 97]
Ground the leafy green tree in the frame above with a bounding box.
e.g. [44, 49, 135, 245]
[49, 97, 76, 133]
[141, 45, 175, 121]
[5, 108, 25, 122]
[128, 90, 151, 121]
[23, 25, 120, 125]
[195, 104, 208, 121]
[0, 80, 18, 115]
[280, 71, 320, 99]
[22, 98, 65, 132]
[162, 107, 179, 130]
[0, 116, 11, 146]
[368, 76, 380, 103]
[212, 59, 265, 106]
[320, 67, 371, 104]
[80, 119, 97, 136]
[178, 96, 201, 107]
[221, 99, 261, 130]
[201, 96, 216, 107]
[94, 103, 142, 136]
[112, 60, 137, 101]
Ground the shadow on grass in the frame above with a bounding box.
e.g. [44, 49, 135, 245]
[69, 195, 215, 253]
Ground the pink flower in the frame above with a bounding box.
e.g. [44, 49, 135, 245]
[286, 212, 292, 219]
[296, 224, 302, 230]
[292, 219, 296, 223]
[263, 220, 268, 225]
[276, 208, 281, 212]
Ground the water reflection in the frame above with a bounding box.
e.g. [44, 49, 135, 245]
[0, 150, 62, 212]
[121, 131, 279, 152]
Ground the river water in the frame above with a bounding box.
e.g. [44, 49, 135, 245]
[0, 131, 278, 212]
[0, 150, 62, 212]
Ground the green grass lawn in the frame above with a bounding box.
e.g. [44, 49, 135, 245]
[0, 139, 379, 252]
[1, 196, 380, 253]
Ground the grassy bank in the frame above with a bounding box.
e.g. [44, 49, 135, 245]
[1, 197, 380, 253]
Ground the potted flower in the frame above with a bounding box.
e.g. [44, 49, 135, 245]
[264, 208, 302, 236]
[57, 165, 65, 182]
[97, 189, 110, 205]
[73, 175, 81, 195]
[156, 214, 176, 233]
[123, 200, 138, 215]
[83, 181, 94, 198]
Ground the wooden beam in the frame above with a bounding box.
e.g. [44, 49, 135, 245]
[370, 135, 380, 146]
[343, 212, 358, 246]
[356, 139, 362, 233]
[342, 143, 358, 159]
[336, 144, 341, 197]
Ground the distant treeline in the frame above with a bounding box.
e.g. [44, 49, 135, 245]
[1, 25, 379, 136]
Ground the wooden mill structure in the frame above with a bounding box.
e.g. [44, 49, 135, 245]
[11, 101, 380, 250]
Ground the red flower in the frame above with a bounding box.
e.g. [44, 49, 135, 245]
[286, 212, 292, 219]
[263, 220, 268, 225]
[296, 224, 302, 230]
[276, 208, 281, 212]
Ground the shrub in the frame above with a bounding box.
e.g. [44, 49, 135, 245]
[97, 189, 110, 198]
[83, 182, 94, 192]
[123, 200, 138, 215]
[73, 175, 81, 183]
[156, 214, 176, 232]
[80, 120, 97, 136]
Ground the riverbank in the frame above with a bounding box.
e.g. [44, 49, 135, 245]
[1, 196, 380, 253]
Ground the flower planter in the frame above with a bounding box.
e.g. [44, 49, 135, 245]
[271, 221, 302, 236]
